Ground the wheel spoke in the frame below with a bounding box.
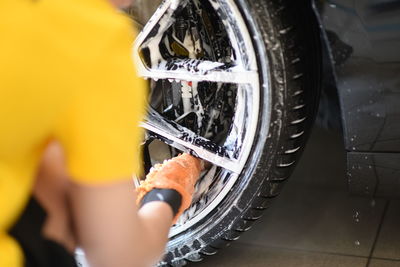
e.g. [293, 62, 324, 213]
[139, 58, 258, 84]
[140, 108, 242, 173]
[133, 0, 185, 77]
[133, 0, 257, 84]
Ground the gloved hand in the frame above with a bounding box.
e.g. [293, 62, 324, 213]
[136, 153, 203, 223]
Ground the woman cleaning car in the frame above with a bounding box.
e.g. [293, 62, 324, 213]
[0, 0, 201, 266]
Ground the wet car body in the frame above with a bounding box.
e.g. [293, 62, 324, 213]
[312, 0, 400, 197]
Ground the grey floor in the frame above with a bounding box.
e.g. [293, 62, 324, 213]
[192, 127, 400, 267]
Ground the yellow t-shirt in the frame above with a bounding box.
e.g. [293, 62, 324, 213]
[0, 0, 146, 265]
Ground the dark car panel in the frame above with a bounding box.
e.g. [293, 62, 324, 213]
[312, 0, 400, 197]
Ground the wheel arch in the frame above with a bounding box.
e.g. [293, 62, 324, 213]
[311, 0, 345, 132]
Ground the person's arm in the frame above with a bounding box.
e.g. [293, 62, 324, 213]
[70, 153, 202, 267]
[69, 180, 173, 267]
[34, 142, 76, 252]
[34, 142, 200, 266]
[34, 142, 176, 266]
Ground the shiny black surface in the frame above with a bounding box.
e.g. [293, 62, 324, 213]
[312, 0, 400, 197]
[316, 0, 400, 152]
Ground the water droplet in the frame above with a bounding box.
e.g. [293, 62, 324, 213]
[353, 211, 360, 223]
[370, 199, 376, 207]
[355, 240, 360, 246]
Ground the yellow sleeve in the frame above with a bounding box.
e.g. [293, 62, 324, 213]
[54, 26, 147, 184]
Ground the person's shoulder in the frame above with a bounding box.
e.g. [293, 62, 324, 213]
[46, 1, 137, 79]
[46, 1, 135, 60]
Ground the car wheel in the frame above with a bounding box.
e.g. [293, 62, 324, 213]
[128, 0, 321, 265]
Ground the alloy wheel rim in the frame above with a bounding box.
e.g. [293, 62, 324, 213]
[131, 0, 261, 237]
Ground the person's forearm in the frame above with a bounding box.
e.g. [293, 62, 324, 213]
[136, 202, 173, 264]
[69, 180, 174, 267]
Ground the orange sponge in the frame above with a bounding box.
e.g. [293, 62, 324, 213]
[136, 153, 202, 223]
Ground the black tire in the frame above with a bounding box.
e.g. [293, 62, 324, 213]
[156, 0, 321, 265]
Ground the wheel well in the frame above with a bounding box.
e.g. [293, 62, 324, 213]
[310, 0, 343, 132]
